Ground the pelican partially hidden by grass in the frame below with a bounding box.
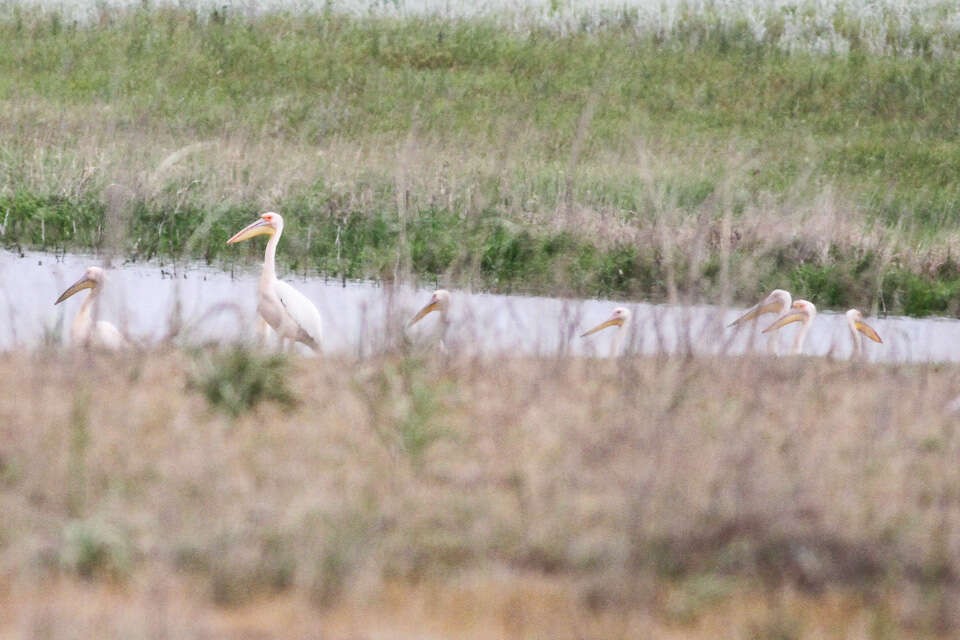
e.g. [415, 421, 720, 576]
[728, 288, 792, 355]
[54, 266, 127, 350]
[846, 309, 883, 357]
[581, 307, 632, 356]
[762, 299, 817, 355]
[408, 289, 451, 351]
[227, 212, 322, 353]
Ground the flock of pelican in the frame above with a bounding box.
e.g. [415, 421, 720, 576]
[53, 212, 883, 358]
[723, 288, 882, 356]
[576, 290, 881, 357]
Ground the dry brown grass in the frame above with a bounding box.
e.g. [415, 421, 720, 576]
[3, 348, 960, 637]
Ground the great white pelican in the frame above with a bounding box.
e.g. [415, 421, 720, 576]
[845, 308, 882, 357]
[227, 212, 323, 353]
[408, 289, 451, 351]
[54, 266, 127, 350]
[581, 307, 632, 356]
[728, 288, 792, 355]
[762, 299, 816, 355]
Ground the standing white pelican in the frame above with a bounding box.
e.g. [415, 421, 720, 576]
[408, 289, 451, 351]
[728, 289, 792, 355]
[227, 212, 322, 353]
[762, 299, 817, 355]
[54, 266, 126, 350]
[581, 307, 632, 356]
[846, 309, 882, 357]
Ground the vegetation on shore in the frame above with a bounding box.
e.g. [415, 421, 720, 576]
[3, 5, 960, 315]
[3, 348, 960, 637]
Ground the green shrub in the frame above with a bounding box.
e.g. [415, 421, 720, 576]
[59, 518, 131, 580]
[190, 347, 297, 417]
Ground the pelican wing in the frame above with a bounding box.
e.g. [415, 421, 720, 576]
[92, 321, 126, 350]
[275, 279, 323, 352]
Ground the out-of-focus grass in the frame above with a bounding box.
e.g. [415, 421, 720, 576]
[3, 8, 960, 314]
[189, 346, 298, 417]
[3, 348, 960, 636]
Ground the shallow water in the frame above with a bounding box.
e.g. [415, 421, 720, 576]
[1, 249, 957, 362]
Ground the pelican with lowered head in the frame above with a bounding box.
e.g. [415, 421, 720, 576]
[846, 309, 882, 357]
[762, 299, 816, 355]
[728, 288, 793, 355]
[408, 289, 452, 351]
[409, 289, 451, 327]
[54, 266, 127, 350]
[227, 211, 322, 353]
[581, 306, 632, 356]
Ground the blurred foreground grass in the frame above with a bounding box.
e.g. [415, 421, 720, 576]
[3, 348, 960, 637]
[4, 7, 960, 314]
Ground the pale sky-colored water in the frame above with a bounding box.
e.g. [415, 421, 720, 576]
[1, 249, 956, 362]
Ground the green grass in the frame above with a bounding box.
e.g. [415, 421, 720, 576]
[5, 188, 960, 315]
[189, 346, 298, 417]
[3, 6, 960, 315]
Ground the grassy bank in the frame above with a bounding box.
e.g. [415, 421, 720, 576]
[3, 6, 960, 314]
[3, 348, 960, 637]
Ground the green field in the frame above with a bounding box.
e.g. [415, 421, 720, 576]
[3, 5, 960, 314]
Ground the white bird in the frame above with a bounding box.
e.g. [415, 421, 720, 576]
[54, 266, 127, 350]
[728, 289, 793, 355]
[227, 212, 322, 353]
[845, 309, 882, 358]
[762, 299, 817, 355]
[408, 289, 452, 351]
[581, 307, 632, 356]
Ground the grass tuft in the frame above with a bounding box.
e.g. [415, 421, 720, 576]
[189, 346, 297, 417]
[59, 518, 131, 580]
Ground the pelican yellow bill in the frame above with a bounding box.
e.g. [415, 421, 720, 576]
[855, 320, 883, 343]
[762, 309, 805, 333]
[409, 300, 440, 327]
[581, 315, 624, 337]
[55, 275, 95, 305]
[227, 217, 274, 244]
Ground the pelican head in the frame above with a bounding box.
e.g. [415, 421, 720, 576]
[728, 289, 792, 327]
[581, 307, 631, 337]
[762, 299, 816, 333]
[846, 309, 882, 343]
[409, 289, 451, 327]
[55, 266, 106, 304]
[226, 211, 283, 244]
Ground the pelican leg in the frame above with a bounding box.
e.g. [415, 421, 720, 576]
[256, 317, 268, 347]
